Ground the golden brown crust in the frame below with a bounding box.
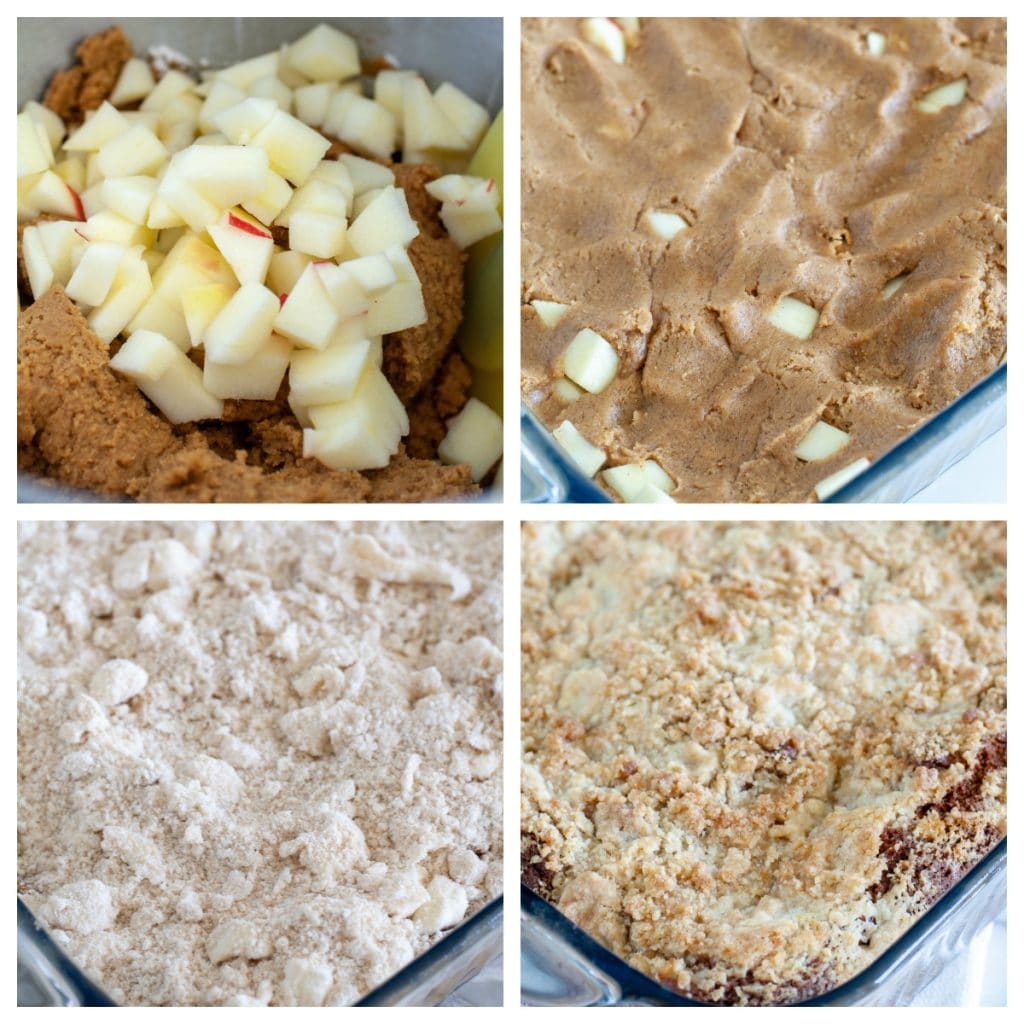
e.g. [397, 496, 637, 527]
[521, 18, 1007, 502]
[521, 522, 1006, 1004]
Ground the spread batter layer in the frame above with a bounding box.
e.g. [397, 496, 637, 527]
[521, 19, 1006, 502]
[521, 522, 1006, 1004]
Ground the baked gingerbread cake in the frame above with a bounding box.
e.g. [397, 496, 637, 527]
[521, 19, 1006, 501]
[521, 522, 1006, 1004]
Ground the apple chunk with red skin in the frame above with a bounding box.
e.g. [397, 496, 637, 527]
[208, 209, 275, 285]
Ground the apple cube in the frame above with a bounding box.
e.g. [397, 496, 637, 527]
[18, 111, 53, 176]
[250, 109, 331, 186]
[62, 102, 130, 152]
[96, 125, 168, 177]
[23, 170, 84, 219]
[347, 186, 419, 256]
[204, 333, 291, 400]
[55, 155, 87, 192]
[23, 101, 66, 152]
[402, 76, 465, 154]
[182, 282, 236, 347]
[173, 143, 270, 208]
[36, 219, 87, 285]
[643, 209, 688, 241]
[882, 273, 907, 299]
[374, 70, 417, 139]
[240, 169, 293, 225]
[365, 280, 426, 336]
[308, 363, 409, 436]
[641, 460, 674, 493]
[147, 195, 186, 230]
[342, 253, 397, 294]
[288, 211, 348, 260]
[794, 420, 851, 462]
[814, 457, 871, 501]
[314, 263, 371, 321]
[294, 82, 335, 127]
[208, 210, 275, 284]
[287, 24, 360, 83]
[437, 397, 502, 482]
[321, 89, 357, 139]
[439, 204, 503, 249]
[110, 57, 156, 107]
[433, 83, 490, 149]
[21, 226, 53, 299]
[602, 464, 648, 502]
[532, 299, 569, 328]
[213, 97, 278, 145]
[275, 178, 348, 228]
[84, 210, 154, 248]
[66, 242, 128, 307]
[110, 328, 224, 423]
[553, 377, 583, 402]
[204, 281, 280, 364]
[339, 153, 395, 195]
[563, 328, 619, 393]
[87, 254, 153, 343]
[551, 420, 606, 477]
[273, 262, 338, 349]
[198, 80, 247, 134]
[917, 78, 968, 113]
[290, 337, 373, 406]
[215, 51, 280, 91]
[140, 69, 195, 113]
[100, 175, 158, 224]
[308, 161, 355, 210]
[352, 187, 385, 220]
[767, 296, 819, 340]
[267, 249, 312, 296]
[248, 75, 292, 112]
[155, 166, 222, 232]
[580, 18, 626, 64]
[120, 110, 161, 131]
[335, 96, 397, 161]
[128, 293, 189, 348]
[866, 31, 886, 56]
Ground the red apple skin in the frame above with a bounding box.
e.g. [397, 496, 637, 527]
[279, 293, 288, 306]
[603, 17, 623, 34]
[228, 212, 272, 239]
[67, 184, 85, 221]
[74, 228, 89, 241]
[485, 179, 495, 193]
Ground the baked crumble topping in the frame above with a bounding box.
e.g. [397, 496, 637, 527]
[521, 522, 1006, 1004]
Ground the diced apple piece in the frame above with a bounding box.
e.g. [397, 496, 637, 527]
[613, 18, 641, 45]
[602, 464, 648, 501]
[215, 51, 280, 91]
[580, 18, 626, 64]
[100, 175, 158, 224]
[866, 31, 886, 56]
[321, 89, 357, 140]
[248, 75, 292, 112]
[23, 170, 84, 219]
[553, 378, 583, 402]
[18, 111, 53, 177]
[147, 195, 186, 230]
[208, 210, 275, 284]
[241, 169, 293, 225]
[882, 273, 908, 299]
[343, 254, 397, 294]
[182, 282, 236, 347]
[140, 70, 195, 113]
[62, 102, 130, 152]
[532, 299, 569, 328]
[308, 161, 355, 211]
[641, 460, 674, 493]
[795, 420, 851, 462]
[551, 420, 606, 477]
[213, 97, 278, 145]
[161, 122, 198, 156]
[402, 76, 465, 154]
[204, 281, 280, 364]
[276, 178, 348, 227]
[110, 57, 156, 106]
[767, 296, 819, 340]
[273, 262, 339, 349]
[21, 226, 53, 300]
[374, 70, 417, 140]
[289, 211, 348, 260]
[110, 328, 224, 423]
[96, 125, 168, 177]
[643, 209, 688, 241]
[290, 337, 373, 406]
[198, 80, 247, 134]
[814, 457, 871, 500]
[155, 166, 222, 232]
[23, 101, 66, 151]
[55, 155, 87, 192]
[267, 249, 312, 296]
[173, 144, 270, 208]
[309, 365, 409, 438]
[128, 293, 189, 348]
[36, 220, 86, 285]
[250, 109, 331, 186]
[287, 24, 360, 83]
[436, 397, 502, 481]
[347, 186, 419, 256]
[120, 110, 161, 131]
[352, 187, 385, 220]
[84, 210, 154, 248]
[440, 204, 503, 249]
[467, 111, 503, 211]
[66, 242, 128, 307]
[433, 83, 490, 149]
[314, 262, 371, 322]
[87, 255, 153, 344]
[294, 82, 335, 127]
[916, 77, 968, 113]
[339, 153, 395, 195]
[204, 333, 291, 400]
[365, 280, 426, 336]
[336, 96, 397, 161]
[563, 328, 619, 394]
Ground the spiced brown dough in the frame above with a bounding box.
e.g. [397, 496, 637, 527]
[521, 18, 1006, 502]
[20, 28, 477, 502]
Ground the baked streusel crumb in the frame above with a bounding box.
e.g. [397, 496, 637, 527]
[521, 522, 1005, 1004]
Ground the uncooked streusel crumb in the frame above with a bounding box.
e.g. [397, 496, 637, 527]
[19, 521, 502, 1006]
[521, 521, 1005, 1004]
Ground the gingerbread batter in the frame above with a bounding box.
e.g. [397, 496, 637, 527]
[521, 18, 1006, 502]
[19, 27, 478, 503]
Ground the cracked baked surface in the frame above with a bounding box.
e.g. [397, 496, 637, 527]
[521, 522, 1006, 1004]
[521, 18, 1006, 501]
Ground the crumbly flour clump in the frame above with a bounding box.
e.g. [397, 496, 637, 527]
[18, 521, 502, 1006]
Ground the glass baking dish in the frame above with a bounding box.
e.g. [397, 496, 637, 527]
[520, 839, 1005, 1006]
[19, 893, 502, 1006]
[521, 363, 1006, 504]
[17, 16, 503, 504]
